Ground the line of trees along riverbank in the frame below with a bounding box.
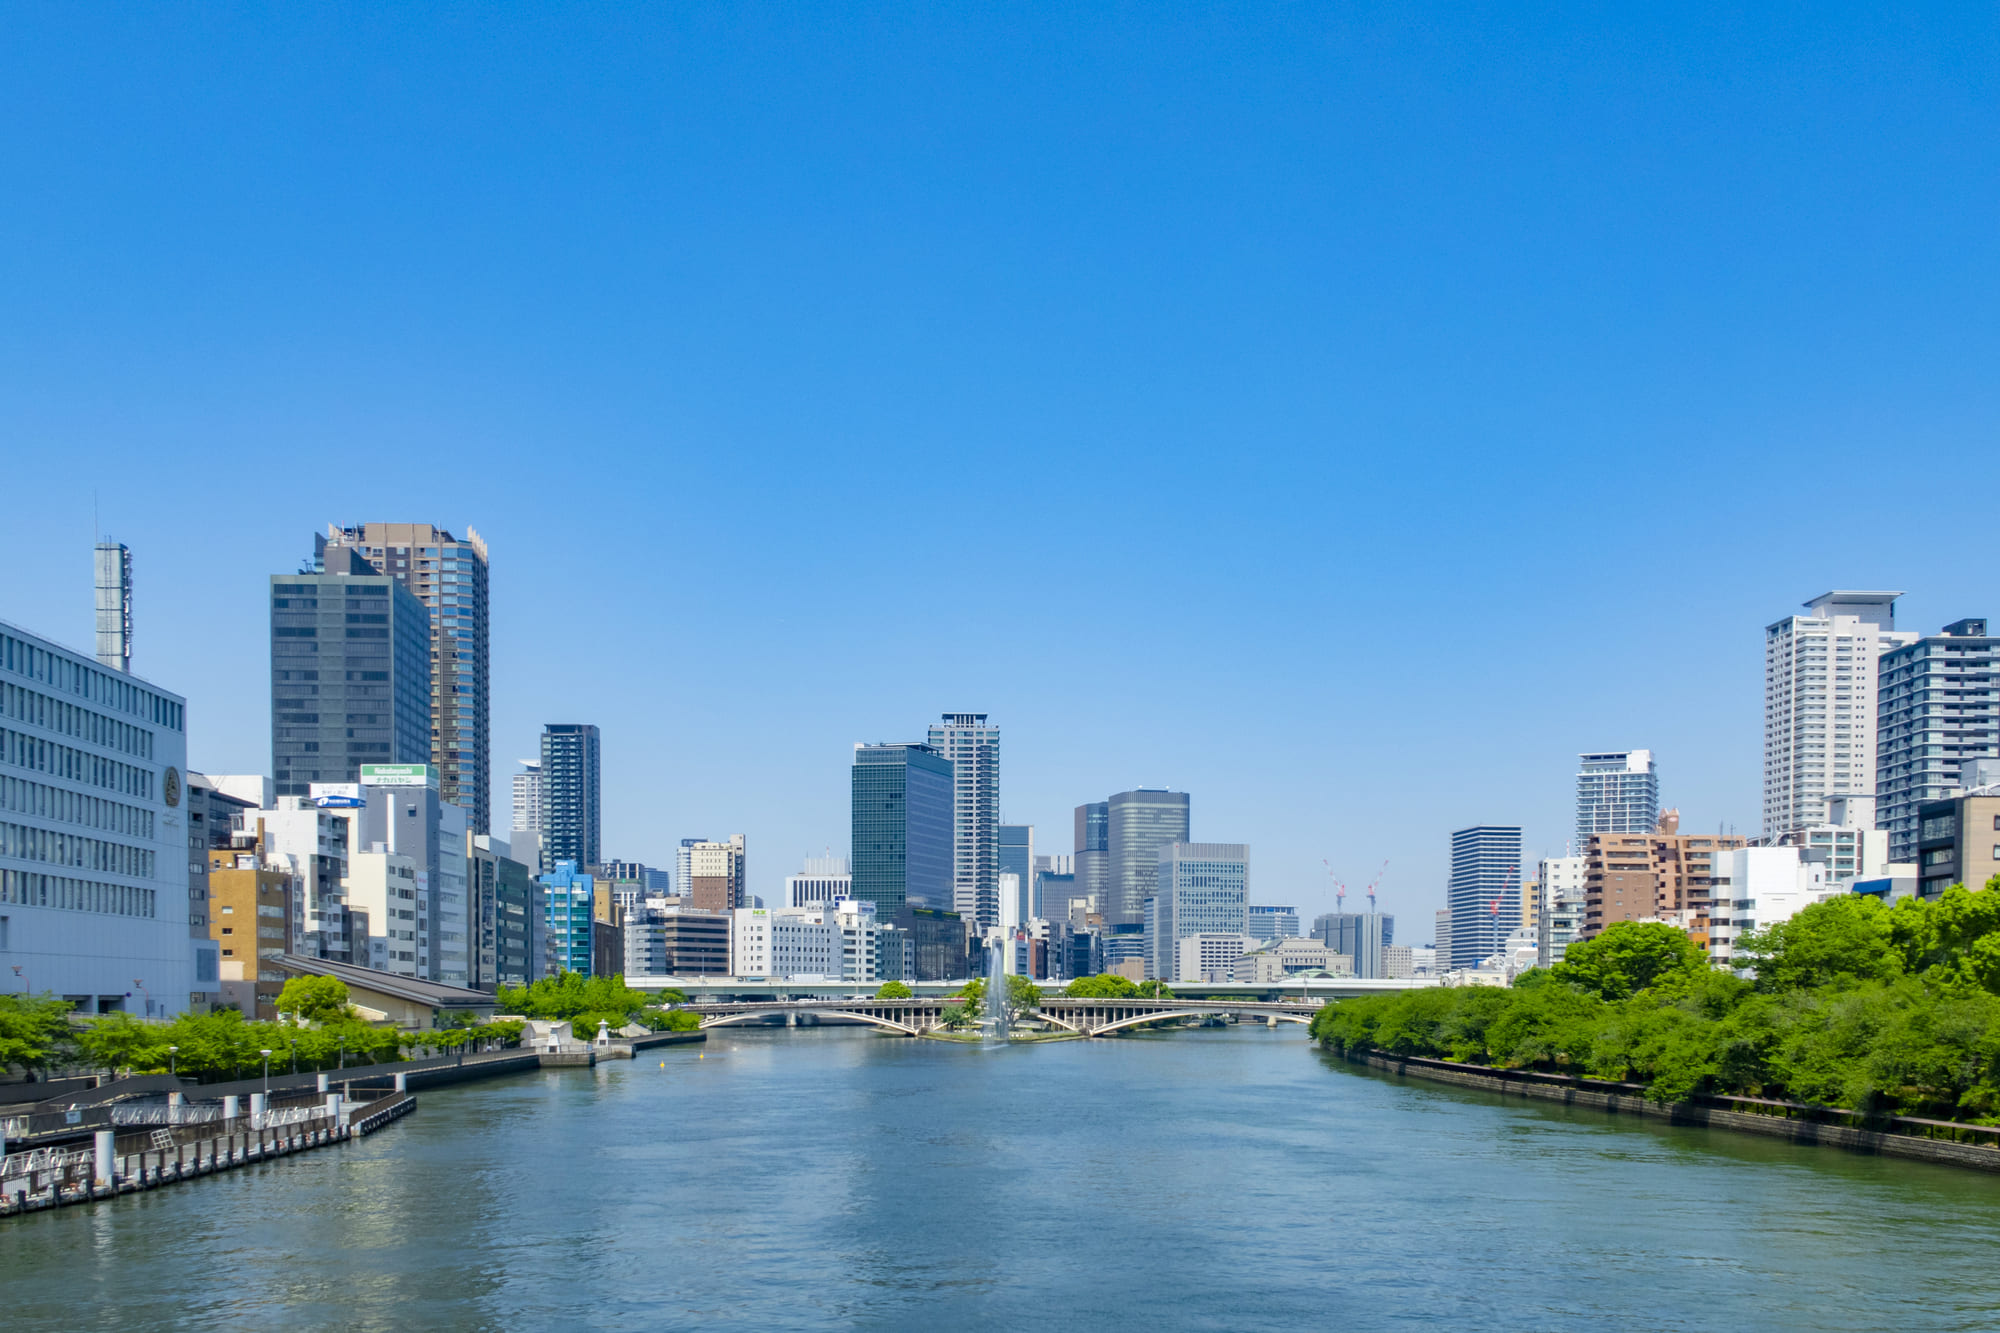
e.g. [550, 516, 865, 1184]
[1311, 879, 2000, 1121]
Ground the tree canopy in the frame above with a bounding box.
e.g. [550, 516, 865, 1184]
[874, 981, 913, 999]
[0, 992, 75, 1073]
[276, 974, 352, 1023]
[1064, 973, 1138, 999]
[495, 971, 655, 1021]
[1311, 878, 2000, 1119]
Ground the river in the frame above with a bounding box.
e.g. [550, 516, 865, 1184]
[5, 1026, 1999, 1331]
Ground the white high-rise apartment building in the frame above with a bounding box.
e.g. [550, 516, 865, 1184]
[927, 712, 1001, 931]
[1536, 855, 1586, 967]
[1764, 592, 1916, 838]
[1575, 751, 1659, 846]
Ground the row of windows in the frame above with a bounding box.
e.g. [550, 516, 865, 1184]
[0, 868, 156, 917]
[0, 775, 154, 839]
[0, 819, 156, 878]
[1, 727, 154, 799]
[0, 631, 182, 731]
[1, 681, 155, 760]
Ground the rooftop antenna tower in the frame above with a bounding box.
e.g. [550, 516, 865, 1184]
[93, 537, 132, 672]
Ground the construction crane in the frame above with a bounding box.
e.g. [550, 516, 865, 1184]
[1362, 860, 1389, 913]
[1323, 859, 1346, 911]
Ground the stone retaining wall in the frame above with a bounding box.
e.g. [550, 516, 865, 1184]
[1348, 1050, 2000, 1173]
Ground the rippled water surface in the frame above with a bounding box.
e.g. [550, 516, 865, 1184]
[5, 1026, 2000, 1331]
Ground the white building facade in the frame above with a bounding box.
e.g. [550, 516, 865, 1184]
[1763, 592, 1915, 838]
[1709, 847, 1836, 964]
[1536, 854, 1587, 967]
[0, 619, 204, 1014]
[730, 906, 839, 979]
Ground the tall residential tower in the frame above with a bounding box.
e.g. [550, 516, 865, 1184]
[927, 713, 1000, 931]
[1763, 592, 1914, 839]
[539, 724, 601, 873]
[1876, 618, 1999, 864]
[1447, 825, 1522, 970]
[1575, 751, 1659, 847]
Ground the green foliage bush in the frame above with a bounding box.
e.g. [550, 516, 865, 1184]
[494, 971, 655, 1021]
[1064, 974, 1138, 999]
[1311, 884, 2000, 1120]
[874, 981, 914, 999]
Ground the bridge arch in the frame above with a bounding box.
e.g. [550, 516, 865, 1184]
[1081, 1005, 1313, 1036]
[697, 1006, 927, 1036]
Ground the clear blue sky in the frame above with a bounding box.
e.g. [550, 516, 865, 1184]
[4, 6, 1996, 935]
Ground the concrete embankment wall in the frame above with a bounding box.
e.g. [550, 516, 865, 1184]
[1347, 1050, 2000, 1174]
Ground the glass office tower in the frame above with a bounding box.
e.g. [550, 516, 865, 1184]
[850, 742, 954, 914]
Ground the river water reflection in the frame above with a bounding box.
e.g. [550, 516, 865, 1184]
[5, 1026, 2000, 1330]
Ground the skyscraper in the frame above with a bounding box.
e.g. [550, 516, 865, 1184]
[927, 713, 1000, 931]
[93, 539, 132, 672]
[1073, 801, 1108, 916]
[1876, 618, 1999, 864]
[1575, 751, 1659, 847]
[318, 523, 491, 833]
[1447, 826, 1522, 970]
[686, 835, 747, 913]
[1152, 842, 1248, 982]
[539, 724, 601, 873]
[1312, 912, 1396, 977]
[510, 759, 544, 872]
[269, 559, 432, 800]
[1107, 789, 1191, 927]
[999, 824, 1034, 924]
[850, 742, 954, 915]
[1763, 591, 1915, 838]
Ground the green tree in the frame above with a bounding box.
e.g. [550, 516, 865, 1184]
[494, 971, 656, 1021]
[1737, 894, 1902, 993]
[641, 1009, 701, 1032]
[1888, 879, 2000, 992]
[875, 981, 914, 999]
[938, 1003, 973, 1031]
[275, 974, 352, 1023]
[1064, 973, 1138, 999]
[75, 1012, 168, 1076]
[999, 974, 1044, 1023]
[1134, 979, 1174, 999]
[1553, 921, 1710, 1000]
[0, 992, 74, 1073]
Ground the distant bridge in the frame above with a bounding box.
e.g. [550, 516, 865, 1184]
[685, 996, 1324, 1037]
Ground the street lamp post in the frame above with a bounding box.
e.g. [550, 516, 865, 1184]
[260, 1049, 273, 1098]
[168, 1045, 178, 1079]
[133, 978, 151, 1018]
[10, 964, 25, 995]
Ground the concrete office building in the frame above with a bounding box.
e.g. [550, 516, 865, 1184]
[1073, 801, 1109, 919]
[1313, 912, 1395, 979]
[1108, 789, 1191, 928]
[252, 796, 356, 965]
[786, 854, 852, 909]
[1246, 905, 1301, 944]
[927, 713, 1001, 931]
[643, 904, 730, 976]
[510, 760, 544, 874]
[1235, 938, 1352, 983]
[184, 775, 258, 1007]
[1151, 842, 1248, 983]
[1709, 847, 1835, 963]
[1036, 861, 1079, 927]
[1536, 854, 1586, 967]
[1177, 932, 1257, 984]
[1447, 826, 1522, 970]
[686, 835, 747, 914]
[730, 906, 839, 978]
[206, 835, 292, 1018]
[473, 833, 539, 988]
[344, 764, 471, 985]
[318, 524, 492, 833]
[343, 848, 419, 975]
[269, 563, 432, 803]
[1434, 909, 1452, 964]
[1773, 795, 1894, 890]
[0, 616, 205, 1014]
[850, 743, 954, 915]
[1913, 775, 2000, 901]
[540, 724, 601, 874]
[1876, 618, 1999, 864]
[999, 824, 1034, 926]
[1576, 751, 1660, 847]
[1764, 591, 1916, 838]
[1581, 814, 1745, 951]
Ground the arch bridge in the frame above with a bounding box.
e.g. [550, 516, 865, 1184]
[684, 997, 1320, 1037]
